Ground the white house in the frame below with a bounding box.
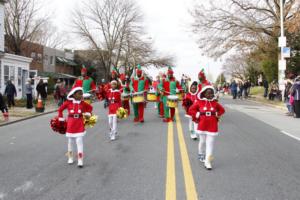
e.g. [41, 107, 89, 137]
[0, 1, 32, 99]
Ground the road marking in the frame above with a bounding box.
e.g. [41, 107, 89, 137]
[175, 109, 198, 200]
[281, 130, 300, 142]
[166, 121, 176, 200]
[14, 181, 33, 193]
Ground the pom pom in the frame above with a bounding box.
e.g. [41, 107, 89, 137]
[116, 107, 128, 119]
[84, 114, 98, 128]
[50, 117, 67, 134]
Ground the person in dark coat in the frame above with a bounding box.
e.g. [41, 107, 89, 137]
[291, 76, 300, 118]
[36, 79, 48, 100]
[0, 92, 9, 120]
[230, 80, 238, 99]
[25, 78, 33, 109]
[263, 79, 269, 98]
[4, 80, 17, 108]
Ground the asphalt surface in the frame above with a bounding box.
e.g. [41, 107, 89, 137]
[0, 98, 299, 200]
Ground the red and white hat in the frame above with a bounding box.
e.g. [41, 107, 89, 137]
[67, 87, 83, 100]
[197, 85, 215, 100]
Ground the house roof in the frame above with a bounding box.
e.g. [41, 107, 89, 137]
[56, 56, 78, 67]
[38, 72, 77, 79]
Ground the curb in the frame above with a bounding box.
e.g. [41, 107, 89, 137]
[246, 97, 286, 111]
[0, 109, 57, 127]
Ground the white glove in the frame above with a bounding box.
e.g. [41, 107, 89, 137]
[196, 112, 200, 118]
[83, 112, 91, 117]
[58, 117, 65, 122]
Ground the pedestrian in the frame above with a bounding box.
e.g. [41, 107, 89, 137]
[4, 80, 17, 108]
[54, 79, 61, 105]
[263, 79, 269, 98]
[36, 79, 47, 103]
[268, 81, 278, 101]
[291, 76, 300, 118]
[238, 81, 244, 100]
[25, 78, 33, 109]
[284, 81, 293, 116]
[189, 85, 225, 170]
[0, 92, 9, 121]
[57, 87, 93, 168]
[182, 81, 198, 140]
[230, 80, 237, 99]
[59, 81, 67, 106]
[106, 80, 121, 141]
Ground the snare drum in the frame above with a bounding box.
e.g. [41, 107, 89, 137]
[132, 92, 145, 103]
[83, 93, 92, 104]
[121, 93, 130, 101]
[147, 92, 157, 102]
[167, 95, 178, 108]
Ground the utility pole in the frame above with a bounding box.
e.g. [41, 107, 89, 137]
[278, 0, 286, 101]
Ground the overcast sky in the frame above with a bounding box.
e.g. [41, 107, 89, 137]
[44, 0, 222, 81]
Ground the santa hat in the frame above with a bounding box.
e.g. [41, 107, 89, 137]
[111, 67, 118, 75]
[81, 65, 87, 74]
[197, 85, 215, 100]
[119, 73, 126, 81]
[167, 66, 174, 75]
[198, 69, 206, 80]
[67, 87, 83, 100]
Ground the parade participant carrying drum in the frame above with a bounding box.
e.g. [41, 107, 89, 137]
[73, 65, 97, 104]
[158, 66, 183, 122]
[130, 64, 149, 123]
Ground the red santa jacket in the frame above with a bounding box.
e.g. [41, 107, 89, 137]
[182, 91, 198, 116]
[58, 100, 93, 136]
[189, 99, 225, 135]
[107, 89, 121, 115]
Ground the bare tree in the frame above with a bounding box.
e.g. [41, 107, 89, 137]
[223, 54, 250, 80]
[4, 0, 49, 55]
[191, 0, 300, 57]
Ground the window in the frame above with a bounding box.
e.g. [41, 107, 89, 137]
[9, 66, 15, 83]
[50, 56, 54, 65]
[4, 65, 9, 84]
[18, 67, 22, 86]
[31, 52, 36, 58]
[37, 53, 42, 63]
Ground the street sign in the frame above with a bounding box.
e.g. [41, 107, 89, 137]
[278, 36, 286, 47]
[283, 47, 291, 58]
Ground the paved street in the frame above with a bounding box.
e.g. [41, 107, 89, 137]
[0, 98, 300, 200]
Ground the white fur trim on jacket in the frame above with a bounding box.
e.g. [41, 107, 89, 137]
[197, 85, 216, 101]
[59, 117, 65, 121]
[67, 87, 83, 100]
[195, 130, 219, 136]
[83, 112, 91, 117]
[66, 131, 86, 138]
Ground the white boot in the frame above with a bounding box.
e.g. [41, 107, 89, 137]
[204, 155, 213, 170]
[110, 132, 116, 141]
[190, 131, 198, 140]
[77, 153, 83, 168]
[67, 151, 74, 164]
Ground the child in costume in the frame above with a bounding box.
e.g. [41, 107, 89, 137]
[106, 80, 121, 141]
[189, 85, 225, 170]
[0, 92, 9, 121]
[182, 81, 199, 140]
[58, 87, 93, 168]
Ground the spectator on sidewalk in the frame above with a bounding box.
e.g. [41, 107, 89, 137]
[59, 81, 67, 106]
[284, 80, 293, 116]
[238, 81, 244, 99]
[4, 80, 17, 108]
[0, 92, 9, 120]
[263, 79, 269, 98]
[36, 79, 48, 102]
[268, 81, 278, 101]
[230, 80, 238, 99]
[244, 80, 251, 98]
[25, 78, 33, 109]
[291, 76, 300, 118]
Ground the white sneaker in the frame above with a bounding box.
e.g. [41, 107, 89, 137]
[110, 135, 116, 141]
[191, 133, 198, 140]
[204, 161, 212, 170]
[67, 152, 74, 164]
[78, 159, 83, 168]
[68, 157, 74, 164]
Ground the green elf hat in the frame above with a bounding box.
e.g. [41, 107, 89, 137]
[136, 64, 142, 74]
[81, 64, 87, 73]
[167, 66, 174, 75]
[111, 66, 118, 75]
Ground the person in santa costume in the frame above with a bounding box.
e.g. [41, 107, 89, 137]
[58, 87, 93, 168]
[73, 65, 97, 94]
[130, 64, 149, 123]
[189, 85, 225, 170]
[158, 66, 183, 122]
[106, 80, 122, 141]
[182, 81, 199, 140]
[120, 73, 131, 115]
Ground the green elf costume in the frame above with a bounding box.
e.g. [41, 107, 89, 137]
[73, 65, 96, 94]
[158, 67, 183, 122]
[130, 65, 149, 123]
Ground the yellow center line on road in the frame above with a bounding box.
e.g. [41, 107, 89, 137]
[175, 109, 198, 200]
[166, 121, 176, 200]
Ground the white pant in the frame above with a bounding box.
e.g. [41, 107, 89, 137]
[198, 134, 216, 162]
[68, 137, 83, 156]
[108, 115, 117, 137]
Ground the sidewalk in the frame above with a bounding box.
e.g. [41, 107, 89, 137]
[0, 102, 58, 127]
